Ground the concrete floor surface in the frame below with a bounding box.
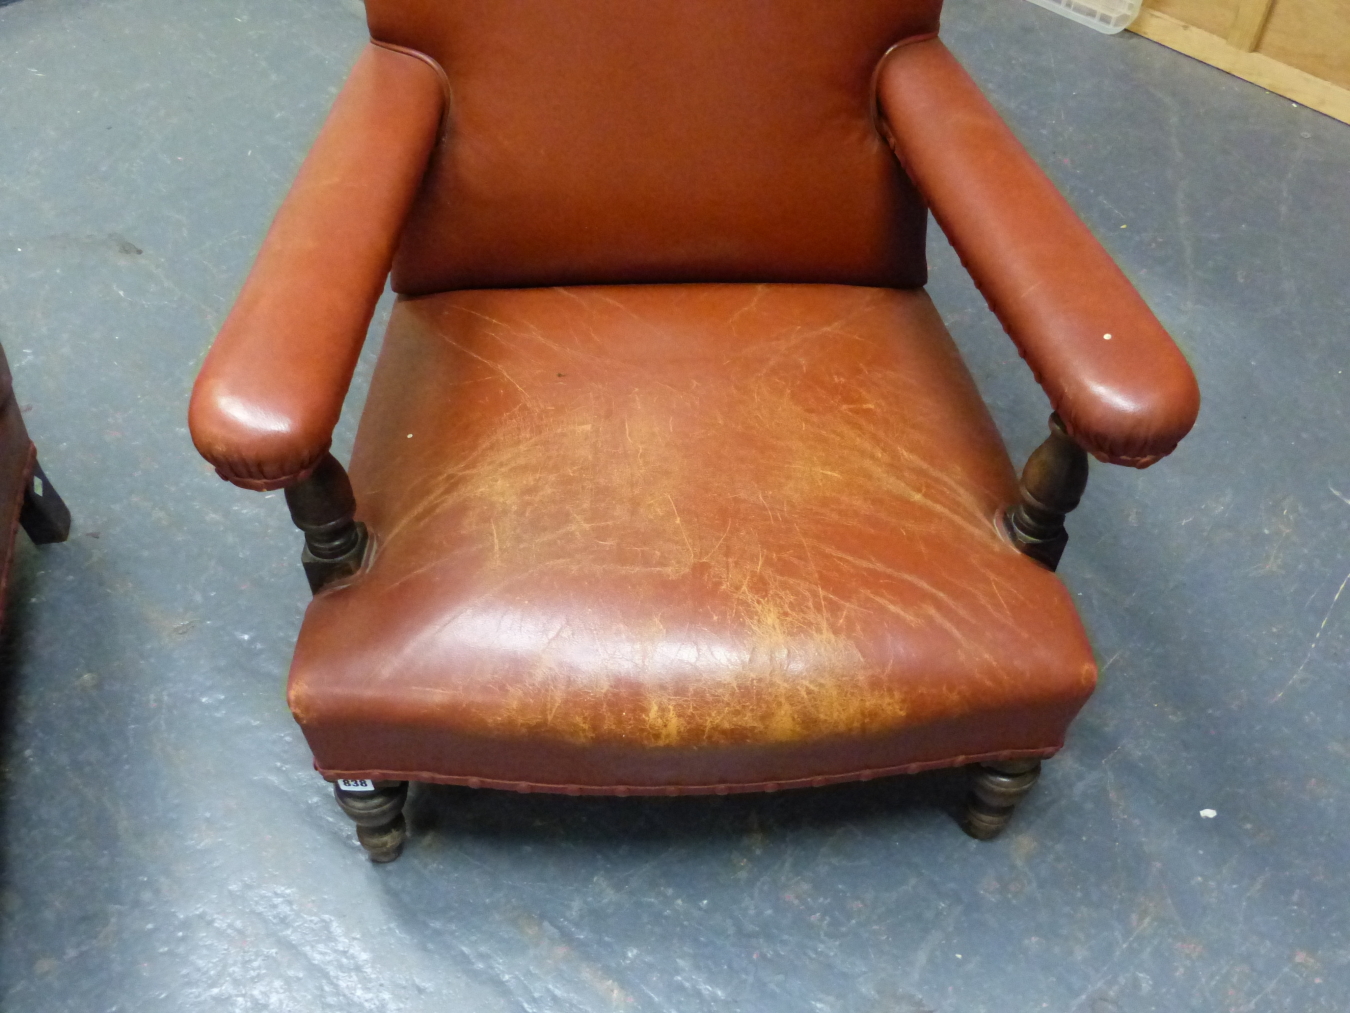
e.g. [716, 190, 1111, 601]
[0, 1, 1347, 1011]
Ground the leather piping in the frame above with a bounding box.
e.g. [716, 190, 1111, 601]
[869, 32, 941, 141]
[370, 39, 452, 137]
[318, 746, 1060, 797]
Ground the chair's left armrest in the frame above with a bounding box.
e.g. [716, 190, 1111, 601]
[877, 39, 1199, 467]
[189, 43, 444, 491]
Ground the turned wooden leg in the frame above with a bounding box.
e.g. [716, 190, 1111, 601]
[962, 759, 1042, 840]
[1002, 413, 1089, 571]
[19, 458, 71, 544]
[284, 453, 368, 594]
[333, 779, 409, 863]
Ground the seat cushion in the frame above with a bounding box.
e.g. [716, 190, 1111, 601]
[289, 284, 1097, 794]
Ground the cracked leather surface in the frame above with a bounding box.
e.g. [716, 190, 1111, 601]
[289, 284, 1097, 792]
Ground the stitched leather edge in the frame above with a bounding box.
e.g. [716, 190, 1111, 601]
[316, 746, 1060, 796]
[1083, 444, 1168, 469]
[370, 39, 451, 135]
[213, 454, 322, 492]
[871, 32, 941, 136]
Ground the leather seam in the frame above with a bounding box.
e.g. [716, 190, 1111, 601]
[369, 39, 452, 137]
[316, 746, 1061, 796]
[871, 33, 941, 144]
[215, 453, 323, 491]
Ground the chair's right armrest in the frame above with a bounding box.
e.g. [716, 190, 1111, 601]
[877, 39, 1199, 468]
[189, 43, 444, 491]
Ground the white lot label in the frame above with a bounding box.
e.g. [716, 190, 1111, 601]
[338, 779, 376, 793]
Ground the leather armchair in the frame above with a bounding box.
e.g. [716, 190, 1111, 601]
[190, 1, 1198, 862]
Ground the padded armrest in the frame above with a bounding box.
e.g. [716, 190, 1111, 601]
[188, 43, 444, 490]
[877, 39, 1199, 467]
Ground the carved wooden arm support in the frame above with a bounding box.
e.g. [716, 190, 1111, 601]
[1003, 414, 1090, 572]
[283, 453, 369, 594]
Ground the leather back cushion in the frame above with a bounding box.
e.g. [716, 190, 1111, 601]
[365, 0, 941, 294]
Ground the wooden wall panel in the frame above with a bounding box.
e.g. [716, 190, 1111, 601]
[1144, 0, 1239, 36]
[1258, 0, 1350, 90]
[1131, 0, 1350, 125]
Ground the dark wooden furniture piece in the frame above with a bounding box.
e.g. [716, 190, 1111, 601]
[0, 344, 71, 617]
[189, 1, 1199, 862]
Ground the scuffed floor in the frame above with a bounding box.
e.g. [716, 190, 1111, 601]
[0, 1, 1347, 1011]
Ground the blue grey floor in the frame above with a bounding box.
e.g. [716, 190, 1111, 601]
[1, 1, 1348, 1010]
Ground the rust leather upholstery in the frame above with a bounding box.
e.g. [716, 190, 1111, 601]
[290, 286, 1096, 792]
[367, 0, 938, 294]
[189, 44, 444, 491]
[188, 0, 1198, 797]
[877, 39, 1200, 467]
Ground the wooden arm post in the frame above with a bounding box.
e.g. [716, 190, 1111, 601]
[1003, 414, 1089, 572]
[284, 452, 368, 593]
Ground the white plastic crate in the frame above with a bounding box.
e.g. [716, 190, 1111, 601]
[1023, 0, 1142, 34]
